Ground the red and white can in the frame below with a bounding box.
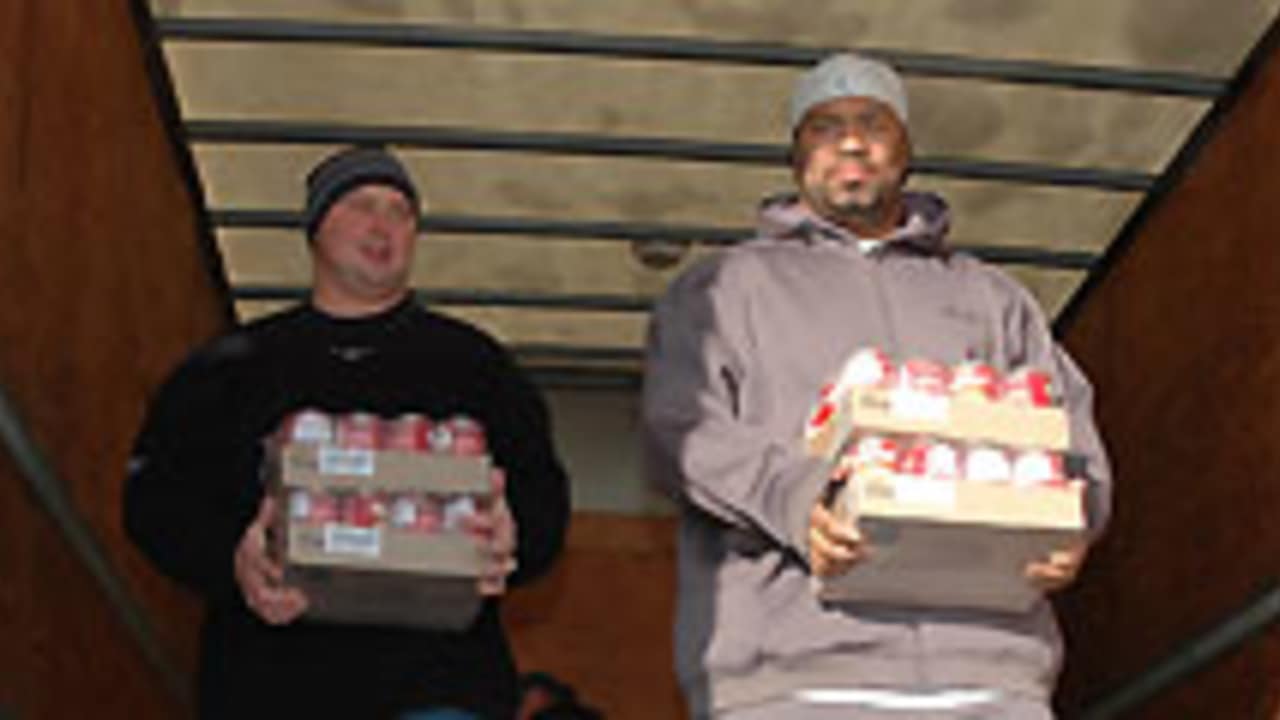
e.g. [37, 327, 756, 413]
[415, 496, 444, 533]
[845, 435, 898, 481]
[310, 491, 341, 524]
[288, 489, 341, 525]
[442, 495, 478, 531]
[383, 413, 432, 452]
[899, 358, 950, 397]
[894, 439, 959, 481]
[839, 347, 896, 390]
[806, 384, 837, 435]
[895, 441, 929, 479]
[448, 416, 488, 456]
[965, 446, 1013, 483]
[336, 412, 382, 450]
[427, 422, 455, 454]
[923, 441, 961, 481]
[1012, 449, 1066, 487]
[287, 489, 314, 522]
[1002, 368, 1054, 408]
[950, 361, 999, 401]
[389, 494, 442, 533]
[341, 492, 385, 528]
[282, 408, 334, 445]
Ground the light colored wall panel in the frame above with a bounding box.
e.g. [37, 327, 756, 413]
[195, 147, 1136, 251]
[1003, 267, 1086, 316]
[237, 300, 649, 348]
[155, 0, 1280, 75]
[163, 42, 1207, 172]
[219, 230, 700, 296]
[545, 390, 670, 515]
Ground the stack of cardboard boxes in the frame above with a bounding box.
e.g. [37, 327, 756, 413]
[264, 411, 493, 629]
[805, 349, 1085, 612]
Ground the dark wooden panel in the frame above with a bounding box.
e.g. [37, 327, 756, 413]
[1133, 626, 1280, 720]
[0, 0, 230, 716]
[1054, 19, 1280, 720]
[505, 512, 685, 719]
[0, 451, 184, 718]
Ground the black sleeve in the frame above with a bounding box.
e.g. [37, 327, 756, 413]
[480, 346, 570, 587]
[123, 344, 262, 604]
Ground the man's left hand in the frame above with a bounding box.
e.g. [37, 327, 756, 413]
[463, 468, 519, 596]
[1025, 540, 1089, 592]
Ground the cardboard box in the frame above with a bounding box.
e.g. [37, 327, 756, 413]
[818, 473, 1084, 612]
[267, 443, 492, 630]
[806, 385, 1082, 612]
[806, 387, 1070, 461]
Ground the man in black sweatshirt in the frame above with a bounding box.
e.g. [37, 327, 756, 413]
[124, 146, 570, 719]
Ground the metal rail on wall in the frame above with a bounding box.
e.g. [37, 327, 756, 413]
[212, 209, 1098, 270]
[233, 284, 655, 312]
[0, 382, 190, 707]
[156, 17, 1225, 98]
[187, 119, 1155, 192]
[1079, 582, 1280, 719]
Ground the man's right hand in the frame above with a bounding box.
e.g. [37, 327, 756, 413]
[234, 495, 308, 625]
[807, 495, 869, 578]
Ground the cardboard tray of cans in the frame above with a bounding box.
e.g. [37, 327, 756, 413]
[804, 350, 1085, 612]
[805, 352, 1069, 461]
[267, 410, 493, 630]
[818, 438, 1084, 612]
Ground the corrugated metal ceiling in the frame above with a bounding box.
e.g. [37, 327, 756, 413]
[149, 0, 1280, 383]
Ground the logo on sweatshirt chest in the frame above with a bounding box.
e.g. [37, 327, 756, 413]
[329, 345, 377, 363]
[908, 304, 993, 363]
[939, 303, 986, 327]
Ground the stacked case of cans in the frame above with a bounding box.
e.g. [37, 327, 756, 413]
[279, 410, 488, 536]
[265, 409, 496, 629]
[808, 348, 1085, 611]
[807, 347, 1072, 490]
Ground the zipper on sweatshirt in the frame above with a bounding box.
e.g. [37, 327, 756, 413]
[864, 249, 903, 360]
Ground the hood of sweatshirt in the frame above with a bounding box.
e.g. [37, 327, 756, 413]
[754, 190, 952, 257]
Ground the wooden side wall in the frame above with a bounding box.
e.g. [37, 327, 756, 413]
[1054, 20, 1280, 720]
[0, 2, 230, 717]
[505, 512, 684, 719]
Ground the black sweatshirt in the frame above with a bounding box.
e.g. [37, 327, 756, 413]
[124, 297, 570, 719]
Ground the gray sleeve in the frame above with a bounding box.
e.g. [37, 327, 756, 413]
[641, 257, 830, 555]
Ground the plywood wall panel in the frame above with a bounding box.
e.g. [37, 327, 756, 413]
[0, 1, 231, 716]
[1054, 20, 1280, 719]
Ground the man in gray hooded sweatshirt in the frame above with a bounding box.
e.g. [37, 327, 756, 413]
[642, 53, 1111, 719]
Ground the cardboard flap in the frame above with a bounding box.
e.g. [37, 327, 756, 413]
[854, 477, 1085, 530]
[807, 388, 1070, 460]
[276, 444, 491, 494]
[286, 524, 484, 577]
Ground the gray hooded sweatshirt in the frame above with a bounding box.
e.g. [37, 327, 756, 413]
[642, 191, 1111, 717]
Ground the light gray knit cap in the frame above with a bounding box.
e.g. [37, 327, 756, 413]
[789, 52, 909, 133]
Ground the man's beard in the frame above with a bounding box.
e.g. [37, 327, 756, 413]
[816, 177, 899, 229]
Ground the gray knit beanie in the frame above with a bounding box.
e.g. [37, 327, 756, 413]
[789, 53, 909, 134]
[303, 146, 420, 239]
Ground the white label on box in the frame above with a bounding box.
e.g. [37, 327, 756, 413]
[322, 524, 382, 558]
[893, 478, 957, 508]
[888, 389, 950, 422]
[318, 447, 376, 476]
